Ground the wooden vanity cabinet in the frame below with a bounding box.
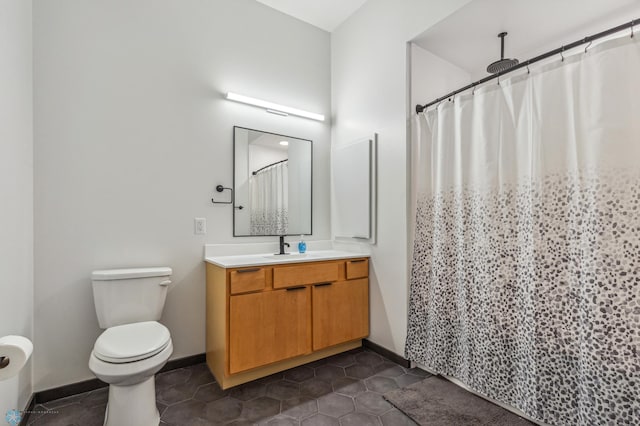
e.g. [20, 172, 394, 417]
[229, 287, 311, 374]
[206, 257, 369, 389]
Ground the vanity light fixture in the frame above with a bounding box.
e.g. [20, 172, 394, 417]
[226, 92, 325, 122]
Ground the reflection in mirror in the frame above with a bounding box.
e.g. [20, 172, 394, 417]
[234, 126, 312, 236]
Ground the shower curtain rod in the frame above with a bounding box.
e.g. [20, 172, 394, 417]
[415, 18, 637, 114]
[252, 159, 288, 175]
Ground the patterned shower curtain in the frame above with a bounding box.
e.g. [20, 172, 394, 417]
[407, 37, 640, 425]
[250, 161, 288, 235]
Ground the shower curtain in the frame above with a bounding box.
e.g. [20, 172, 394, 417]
[407, 37, 640, 425]
[250, 161, 288, 235]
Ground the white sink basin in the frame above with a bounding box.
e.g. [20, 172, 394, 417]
[262, 253, 308, 259]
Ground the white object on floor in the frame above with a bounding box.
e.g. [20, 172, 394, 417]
[89, 267, 173, 426]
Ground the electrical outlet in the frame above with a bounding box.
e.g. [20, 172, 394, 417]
[194, 217, 206, 235]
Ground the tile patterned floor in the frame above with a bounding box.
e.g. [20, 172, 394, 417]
[28, 348, 429, 425]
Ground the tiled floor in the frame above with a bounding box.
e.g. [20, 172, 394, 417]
[28, 348, 429, 425]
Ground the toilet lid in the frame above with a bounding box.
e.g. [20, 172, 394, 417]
[94, 321, 171, 363]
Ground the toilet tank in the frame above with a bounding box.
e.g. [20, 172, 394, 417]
[92, 267, 172, 328]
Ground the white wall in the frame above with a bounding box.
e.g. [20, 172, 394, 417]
[410, 44, 471, 110]
[331, 0, 471, 354]
[0, 0, 33, 416]
[33, 0, 331, 391]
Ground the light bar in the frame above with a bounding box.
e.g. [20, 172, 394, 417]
[226, 92, 325, 122]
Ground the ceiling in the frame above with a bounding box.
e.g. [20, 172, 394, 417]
[253, 0, 640, 74]
[251, 132, 290, 152]
[255, 0, 368, 32]
[413, 0, 640, 78]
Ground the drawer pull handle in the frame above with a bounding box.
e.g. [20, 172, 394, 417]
[349, 259, 366, 263]
[286, 286, 306, 291]
[236, 268, 260, 274]
[314, 282, 333, 287]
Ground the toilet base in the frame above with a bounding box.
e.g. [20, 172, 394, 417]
[104, 376, 159, 426]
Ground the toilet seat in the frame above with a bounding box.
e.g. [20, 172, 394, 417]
[94, 321, 171, 363]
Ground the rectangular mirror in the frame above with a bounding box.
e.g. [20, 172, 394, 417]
[233, 126, 312, 236]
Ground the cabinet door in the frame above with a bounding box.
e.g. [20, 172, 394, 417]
[229, 287, 311, 374]
[312, 279, 369, 351]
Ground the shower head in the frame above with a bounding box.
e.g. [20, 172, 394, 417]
[487, 32, 519, 74]
[487, 57, 519, 74]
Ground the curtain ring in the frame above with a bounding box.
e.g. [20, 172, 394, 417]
[632, 20, 635, 39]
[584, 40, 592, 53]
[560, 46, 565, 62]
[526, 64, 530, 75]
[472, 86, 475, 95]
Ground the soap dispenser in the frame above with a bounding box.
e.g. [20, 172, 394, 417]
[298, 235, 307, 254]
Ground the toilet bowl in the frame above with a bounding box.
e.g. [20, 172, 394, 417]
[90, 322, 172, 426]
[89, 267, 173, 426]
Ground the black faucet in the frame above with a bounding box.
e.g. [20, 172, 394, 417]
[278, 236, 290, 255]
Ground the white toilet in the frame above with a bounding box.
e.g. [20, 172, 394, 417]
[89, 267, 174, 426]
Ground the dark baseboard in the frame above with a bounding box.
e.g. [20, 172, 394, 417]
[363, 339, 411, 368]
[159, 352, 206, 373]
[35, 352, 206, 404]
[18, 394, 35, 426]
[35, 377, 108, 404]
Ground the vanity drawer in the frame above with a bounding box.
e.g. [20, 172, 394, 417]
[346, 259, 369, 280]
[230, 267, 266, 294]
[273, 262, 340, 289]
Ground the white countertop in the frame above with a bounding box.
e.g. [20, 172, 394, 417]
[205, 249, 370, 268]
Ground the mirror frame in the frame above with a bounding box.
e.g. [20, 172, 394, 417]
[232, 125, 313, 237]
